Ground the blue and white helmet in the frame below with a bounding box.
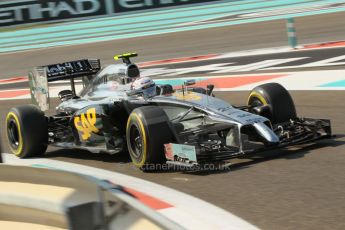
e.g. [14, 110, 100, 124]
[131, 77, 157, 98]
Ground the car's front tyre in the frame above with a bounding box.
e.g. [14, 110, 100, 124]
[126, 106, 174, 171]
[247, 83, 297, 124]
[6, 105, 48, 158]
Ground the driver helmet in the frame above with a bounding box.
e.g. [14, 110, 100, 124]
[131, 77, 157, 98]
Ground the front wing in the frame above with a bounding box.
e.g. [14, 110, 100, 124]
[165, 117, 332, 167]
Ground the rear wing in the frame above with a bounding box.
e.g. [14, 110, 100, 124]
[28, 59, 101, 111]
[45, 59, 100, 82]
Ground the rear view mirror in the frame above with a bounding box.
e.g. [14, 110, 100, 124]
[58, 90, 74, 102]
[184, 80, 196, 86]
[207, 84, 214, 96]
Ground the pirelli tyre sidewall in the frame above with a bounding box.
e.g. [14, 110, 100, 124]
[126, 106, 174, 171]
[247, 83, 297, 124]
[6, 105, 48, 158]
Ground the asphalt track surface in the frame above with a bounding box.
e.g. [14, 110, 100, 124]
[1, 12, 345, 229]
[2, 11, 345, 78]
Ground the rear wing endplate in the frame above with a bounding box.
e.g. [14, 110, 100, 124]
[28, 59, 101, 111]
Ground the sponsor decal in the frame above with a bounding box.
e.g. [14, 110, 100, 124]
[0, 0, 220, 26]
[47, 61, 87, 74]
[28, 69, 50, 111]
[0, 0, 107, 26]
[74, 107, 99, 140]
[164, 143, 197, 162]
[113, 0, 219, 13]
[173, 91, 201, 101]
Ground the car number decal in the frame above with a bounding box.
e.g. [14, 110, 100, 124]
[74, 108, 99, 140]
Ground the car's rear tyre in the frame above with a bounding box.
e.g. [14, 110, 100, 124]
[247, 83, 297, 124]
[126, 106, 174, 171]
[6, 105, 48, 158]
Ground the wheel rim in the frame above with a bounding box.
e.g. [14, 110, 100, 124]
[7, 118, 20, 150]
[129, 124, 143, 159]
[250, 97, 263, 107]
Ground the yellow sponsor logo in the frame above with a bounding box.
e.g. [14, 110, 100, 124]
[173, 92, 201, 101]
[74, 108, 99, 140]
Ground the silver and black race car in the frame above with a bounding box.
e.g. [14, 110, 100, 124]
[5, 53, 332, 170]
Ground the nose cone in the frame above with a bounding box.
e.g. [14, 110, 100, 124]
[253, 122, 280, 144]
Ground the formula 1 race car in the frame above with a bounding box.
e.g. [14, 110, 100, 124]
[5, 53, 332, 170]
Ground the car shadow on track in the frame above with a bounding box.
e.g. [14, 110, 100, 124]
[44, 148, 132, 164]
[42, 135, 345, 175]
